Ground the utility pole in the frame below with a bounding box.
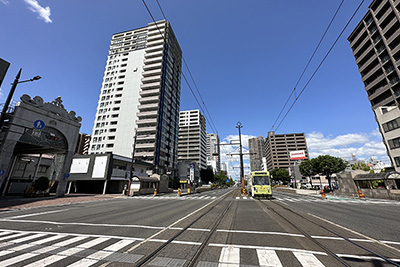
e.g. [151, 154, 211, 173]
[236, 122, 245, 191]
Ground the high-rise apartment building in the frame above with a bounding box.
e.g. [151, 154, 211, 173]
[348, 0, 400, 171]
[248, 136, 265, 171]
[75, 133, 91, 155]
[178, 110, 207, 170]
[206, 133, 221, 173]
[88, 20, 182, 174]
[264, 132, 309, 171]
[348, 0, 400, 110]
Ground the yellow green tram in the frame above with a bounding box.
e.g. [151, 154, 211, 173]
[251, 171, 272, 199]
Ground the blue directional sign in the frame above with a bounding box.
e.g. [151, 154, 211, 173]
[64, 173, 70, 179]
[226, 179, 230, 183]
[33, 120, 45, 130]
[0, 170, 4, 176]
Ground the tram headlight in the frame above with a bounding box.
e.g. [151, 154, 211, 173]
[254, 187, 258, 192]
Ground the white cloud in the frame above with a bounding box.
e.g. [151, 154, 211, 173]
[220, 134, 255, 180]
[24, 0, 52, 23]
[220, 130, 390, 180]
[1, 0, 9, 5]
[306, 130, 389, 163]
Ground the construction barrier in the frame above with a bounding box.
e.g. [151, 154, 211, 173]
[358, 190, 365, 198]
[178, 188, 181, 196]
[320, 190, 326, 199]
[154, 188, 157, 196]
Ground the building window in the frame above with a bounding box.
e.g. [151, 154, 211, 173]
[395, 157, 400, 167]
[106, 144, 114, 148]
[383, 118, 400, 132]
[388, 137, 400, 149]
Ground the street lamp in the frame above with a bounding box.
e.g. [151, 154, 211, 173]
[0, 68, 41, 128]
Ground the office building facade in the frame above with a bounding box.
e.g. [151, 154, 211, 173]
[264, 132, 309, 171]
[206, 133, 221, 173]
[248, 136, 265, 171]
[178, 110, 207, 170]
[88, 20, 182, 174]
[348, 0, 400, 110]
[348, 0, 400, 170]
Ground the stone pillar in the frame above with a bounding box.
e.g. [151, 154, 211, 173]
[56, 151, 74, 198]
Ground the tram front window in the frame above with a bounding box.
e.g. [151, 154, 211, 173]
[253, 176, 270, 185]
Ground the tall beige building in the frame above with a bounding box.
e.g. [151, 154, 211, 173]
[89, 20, 182, 174]
[178, 110, 207, 170]
[264, 132, 309, 171]
[248, 136, 265, 171]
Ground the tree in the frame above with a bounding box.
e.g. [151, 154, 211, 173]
[311, 155, 347, 191]
[214, 171, 229, 186]
[270, 168, 290, 184]
[299, 160, 317, 187]
[200, 168, 214, 184]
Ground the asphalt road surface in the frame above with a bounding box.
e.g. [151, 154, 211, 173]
[0, 188, 399, 266]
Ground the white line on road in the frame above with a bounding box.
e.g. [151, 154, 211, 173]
[308, 213, 400, 254]
[219, 246, 240, 267]
[209, 243, 327, 256]
[1, 209, 69, 220]
[125, 189, 233, 252]
[293, 252, 325, 267]
[256, 249, 283, 267]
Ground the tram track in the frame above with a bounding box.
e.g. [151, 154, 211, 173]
[133, 188, 239, 267]
[257, 199, 400, 266]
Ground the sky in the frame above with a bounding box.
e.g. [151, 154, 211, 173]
[0, 0, 390, 179]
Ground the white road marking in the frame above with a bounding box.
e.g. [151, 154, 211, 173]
[308, 213, 400, 254]
[0, 232, 27, 241]
[126, 189, 233, 252]
[0, 231, 12, 237]
[209, 243, 327, 256]
[77, 237, 110, 249]
[31, 234, 67, 245]
[2, 209, 68, 220]
[66, 258, 99, 267]
[293, 252, 325, 267]
[10, 233, 47, 243]
[257, 249, 283, 267]
[337, 254, 400, 263]
[0, 252, 37, 267]
[219, 246, 240, 267]
[217, 229, 304, 238]
[24, 255, 67, 267]
[103, 239, 135, 252]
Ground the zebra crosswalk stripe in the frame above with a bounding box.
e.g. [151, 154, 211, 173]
[257, 249, 283, 267]
[219, 246, 240, 266]
[293, 252, 325, 267]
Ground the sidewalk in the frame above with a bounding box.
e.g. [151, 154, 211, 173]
[0, 194, 118, 211]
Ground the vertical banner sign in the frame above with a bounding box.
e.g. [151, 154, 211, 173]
[190, 164, 194, 182]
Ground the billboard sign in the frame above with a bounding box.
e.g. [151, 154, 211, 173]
[290, 150, 306, 160]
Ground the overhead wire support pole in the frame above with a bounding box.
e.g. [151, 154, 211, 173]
[236, 122, 245, 193]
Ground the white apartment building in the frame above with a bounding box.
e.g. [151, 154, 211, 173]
[207, 133, 221, 173]
[375, 106, 400, 172]
[89, 20, 182, 174]
[178, 110, 207, 170]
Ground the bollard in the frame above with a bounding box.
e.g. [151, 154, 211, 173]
[178, 188, 181, 196]
[320, 189, 326, 199]
[187, 188, 190, 194]
[154, 188, 157, 196]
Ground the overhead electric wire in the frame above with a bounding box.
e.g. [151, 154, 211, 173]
[152, 0, 219, 135]
[274, 0, 365, 132]
[270, 0, 345, 132]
